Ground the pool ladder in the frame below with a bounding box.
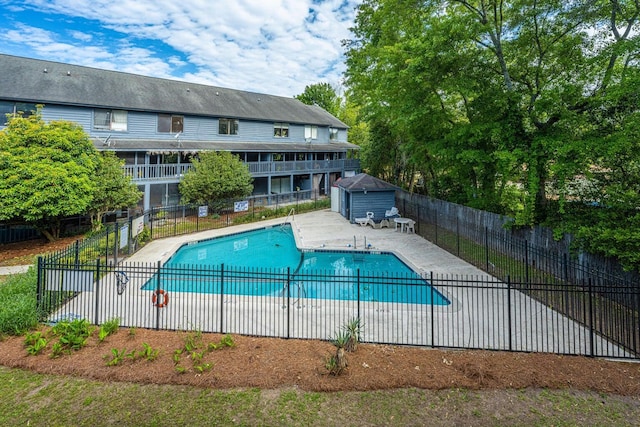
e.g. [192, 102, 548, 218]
[283, 207, 295, 225]
[282, 281, 306, 309]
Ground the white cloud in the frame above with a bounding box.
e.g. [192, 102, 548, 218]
[1, 0, 361, 96]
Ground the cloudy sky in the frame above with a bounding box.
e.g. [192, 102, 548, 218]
[0, 0, 361, 97]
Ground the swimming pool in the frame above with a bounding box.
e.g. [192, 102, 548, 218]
[143, 225, 450, 305]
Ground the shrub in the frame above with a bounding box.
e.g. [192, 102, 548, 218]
[51, 318, 94, 355]
[98, 318, 120, 342]
[0, 268, 39, 335]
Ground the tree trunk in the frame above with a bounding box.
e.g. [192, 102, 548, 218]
[40, 228, 56, 243]
[336, 347, 347, 374]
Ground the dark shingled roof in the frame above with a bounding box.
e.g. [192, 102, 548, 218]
[0, 54, 348, 128]
[337, 173, 398, 192]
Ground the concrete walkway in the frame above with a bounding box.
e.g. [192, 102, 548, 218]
[131, 209, 485, 276]
[0, 265, 31, 276]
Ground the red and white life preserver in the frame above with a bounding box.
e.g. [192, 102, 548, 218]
[152, 289, 169, 308]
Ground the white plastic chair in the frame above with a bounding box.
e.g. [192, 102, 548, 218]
[405, 220, 415, 234]
[385, 207, 399, 218]
[355, 211, 375, 227]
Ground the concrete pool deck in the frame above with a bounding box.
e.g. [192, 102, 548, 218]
[129, 209, 484, 277]
[48, 209, 632, 358]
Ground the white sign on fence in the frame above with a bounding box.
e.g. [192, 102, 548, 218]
[234, 200, 249, 212]
[46, 269, 94, 292]
[120, 224, 129, 249]
[198, 205, 208, 217]
[132, 216, 144, 237]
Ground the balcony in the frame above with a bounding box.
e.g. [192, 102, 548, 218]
[124, 159, 360, 182]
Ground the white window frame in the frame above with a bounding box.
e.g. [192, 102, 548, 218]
[94, 109, 128, 131]
[157, 114, 184, 134]
[219, 118, 239, 135]
[273, 123, 289, 138]
[304, 125, 318, 140]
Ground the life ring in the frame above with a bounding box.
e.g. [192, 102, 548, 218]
[152, 289, 169, 308]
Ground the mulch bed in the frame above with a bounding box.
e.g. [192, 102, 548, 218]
[1, 327, 639, 394]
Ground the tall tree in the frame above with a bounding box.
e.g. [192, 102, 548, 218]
[344, 0, 640, 221]
[0, 110, 99, 241]
[179, 151, 253, 207]
[295, 83, 342, 117]
[89, 152, 143, 231]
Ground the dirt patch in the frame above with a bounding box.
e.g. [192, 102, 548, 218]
[0, 327, 638, 394]
[0, 236, 80, 266]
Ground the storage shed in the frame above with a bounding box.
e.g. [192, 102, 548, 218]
[336, 173, 398, 223]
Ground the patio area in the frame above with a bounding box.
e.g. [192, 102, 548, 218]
[45, 209, 632, 358]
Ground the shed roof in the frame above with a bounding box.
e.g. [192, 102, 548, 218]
[337, 173, 398, 192]
[0, 54, 347, 128]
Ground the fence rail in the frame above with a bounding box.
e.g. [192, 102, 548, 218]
[43, 191, 326, 266]
[36, 259, 637, 358]
[396, 191, 640, 357]
[34, 190, 639, 359]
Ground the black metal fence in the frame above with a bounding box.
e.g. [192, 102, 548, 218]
[43, 191, 327, 266]
[36, 258, 637, 358]
[396, 191, 640, 358]
[33, 189, 639, 359]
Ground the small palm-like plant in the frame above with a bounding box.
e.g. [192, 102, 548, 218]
[328, 330, 350, 375]
[343, 317, 363, 353]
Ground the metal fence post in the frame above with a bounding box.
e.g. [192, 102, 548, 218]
[94, 258, 101, 325]
[155, 260, 161, 331]
[128, 215, 133, 255]
[525, 240, 530, 288]
[74, 240, 80, 267]
[173, 207, 177, 235]
[507, 275, 512, 351]
[434, 209, 438, 245]
[149, 207, 154, 239]
[456, 216, 460, 257]
[430, 271, 434, 347]
[105, 224, 110, 264]
[485, 227, 489, 271]
[357, 269, 361, 321]
[113, 223, 119, 266]
[219, 264, 225, 333]
[588, 277, 594, 357]
[286, 267, 291, 339]
[36, 256, 43, 318]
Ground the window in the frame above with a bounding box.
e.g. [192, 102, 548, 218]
[273, 123, 289, 138]
[94, 109, 128, 131]
[219, 118, 239, 135]
[0, 101, 37, 121]
[158, 114, 184, 133]
[329, 127, 339, 141]
[304, 125, 318, 140]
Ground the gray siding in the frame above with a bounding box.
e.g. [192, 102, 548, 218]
[41, 105, 91, 128]
[36, 104, 341, 145]
[348, 191, 396, 223]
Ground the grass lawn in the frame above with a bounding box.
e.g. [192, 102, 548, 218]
[1, 366, 639, 426]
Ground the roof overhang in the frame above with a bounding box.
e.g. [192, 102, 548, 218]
[92, 138, 360, 153]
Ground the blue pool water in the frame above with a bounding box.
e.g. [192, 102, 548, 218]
[143, 225, 450, 305]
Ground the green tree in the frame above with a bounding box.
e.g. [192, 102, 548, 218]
[344, 0, 640, 220]
[295, 83, 342, 117]
[0, 110, 99, 241]
[179, 151, 253, 207]
[89, 152, 143, 231]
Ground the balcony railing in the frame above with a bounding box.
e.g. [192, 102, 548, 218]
[124, 159, 360, 182]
